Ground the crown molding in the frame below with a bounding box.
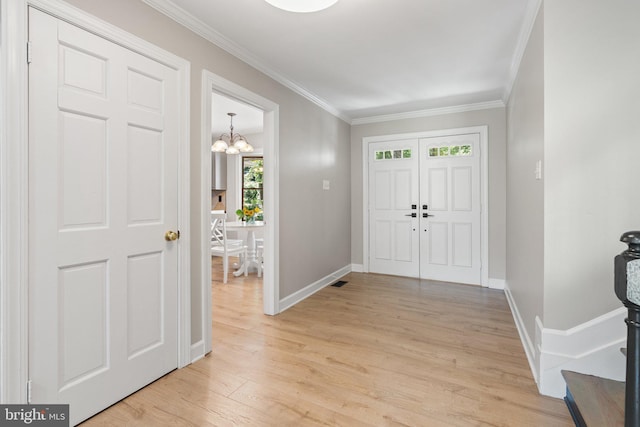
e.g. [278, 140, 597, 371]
[502, 0, 542, 104]
[351, 100, 505, 126]
[142, 0, 350, 123]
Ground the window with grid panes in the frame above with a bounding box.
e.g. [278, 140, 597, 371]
[242, 156, 263, 220]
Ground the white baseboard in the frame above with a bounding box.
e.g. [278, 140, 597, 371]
[279, 264, 352, 312]
[190, 340, 205, 363]
[537, 307, 627, 398]
[504, 282, 538, 382]
[351, 263, 364, 273]
[504, 280, 627, 398]
[488, 278, 505, 290]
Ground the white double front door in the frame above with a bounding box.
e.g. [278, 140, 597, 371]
[368, 133, 482, 285]
[28, 8, 181, 425]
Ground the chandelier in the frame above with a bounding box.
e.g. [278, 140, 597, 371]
[211, 112, 254, 154]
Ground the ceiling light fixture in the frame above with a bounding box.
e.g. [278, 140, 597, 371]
[264, 0, 338, 13]
[211, 112, 254, 155]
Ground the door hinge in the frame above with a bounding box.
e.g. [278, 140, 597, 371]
[27, 379, 32, 403]
[27, 41, 32, 64]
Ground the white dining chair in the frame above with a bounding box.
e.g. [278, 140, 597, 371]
[211, 215, 247, 283]
[211, 211, 244, 245]
[211, 213, 244, 255]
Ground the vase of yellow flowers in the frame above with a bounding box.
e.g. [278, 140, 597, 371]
[236, 206, 261, 224]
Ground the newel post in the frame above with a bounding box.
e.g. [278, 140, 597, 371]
[615, 231, 640, 427]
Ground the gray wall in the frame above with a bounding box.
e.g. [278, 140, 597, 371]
[543, 0, 640, 329]
[64, 0, 352, 345]
[507, 0, 640, 334]
[279, 97, 351, 298]
[506, 3, 544, 340]
[351, 108, 507, 281]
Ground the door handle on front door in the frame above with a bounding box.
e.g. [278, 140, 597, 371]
[405, 213, 417, 218]
[422, 213, 434, 218]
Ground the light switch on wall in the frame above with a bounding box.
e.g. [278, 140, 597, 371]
[323, 179, 330, 190]
[535, 160, 542, 180]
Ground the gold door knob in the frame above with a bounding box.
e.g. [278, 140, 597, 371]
[165, 230, 180, 241]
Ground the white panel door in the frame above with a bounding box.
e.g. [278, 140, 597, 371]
[419, 134, 481, 284]
[28, 8, 180, 425]
[368, 140, 419, 277]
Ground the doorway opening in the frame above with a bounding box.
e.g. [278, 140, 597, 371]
[200, 70, 280, 357]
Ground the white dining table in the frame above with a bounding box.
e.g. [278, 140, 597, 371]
[225, 221, 264, 276]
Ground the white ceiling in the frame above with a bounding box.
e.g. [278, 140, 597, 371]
[211, 93, 263, 136]
[149, 0, 534, 124]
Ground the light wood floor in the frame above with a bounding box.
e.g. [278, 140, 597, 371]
[83, 258, 572, 426]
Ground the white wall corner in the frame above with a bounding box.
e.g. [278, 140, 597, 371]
[278, 265, 351, 312]
[504, 282, 538, 383]
[488, 278, 505, 290]
[502, 0, 543, 104]
[537, 307, 627, 398]
[351, 264, 364, 273]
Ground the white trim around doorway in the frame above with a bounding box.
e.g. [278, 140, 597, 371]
[199, 70, 280, 358]
[361, 126, 489, 287]
[0, 0, 191, 402]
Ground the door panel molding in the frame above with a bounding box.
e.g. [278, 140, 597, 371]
[0, 0, 190, 404]
[362, 126, 489, 286]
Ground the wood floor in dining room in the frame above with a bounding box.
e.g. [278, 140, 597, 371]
[82, 257, 572, 426]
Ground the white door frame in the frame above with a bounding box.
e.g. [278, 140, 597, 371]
[200, 71, 280, 355]
[362, 126, 489, 286]
[0, 0, 191, 403]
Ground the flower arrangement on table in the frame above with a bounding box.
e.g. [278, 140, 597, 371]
[236, 206, 261, 223]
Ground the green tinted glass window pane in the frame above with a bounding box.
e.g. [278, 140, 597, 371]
[439, 146, 449, 156]
[384, 151, 392, 159]
[450, 146, 460, 156]
[429, 147, 438, 157]
[393, 150, 402, 159]
[402, 149, 411, 158]
[460, 145, 472, 155]
[243, 158, 263, 188]
[375, 151, 383, 160]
